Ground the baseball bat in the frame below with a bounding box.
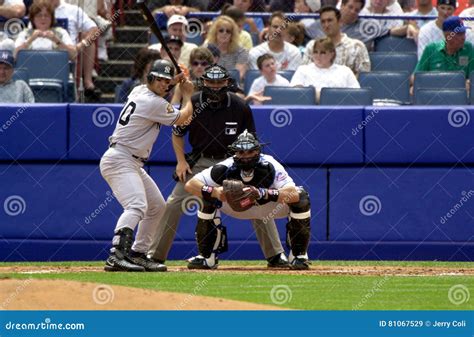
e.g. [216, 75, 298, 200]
[136, 0, 182, 74]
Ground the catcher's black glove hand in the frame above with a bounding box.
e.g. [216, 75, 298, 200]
[223, 180, 261, 212]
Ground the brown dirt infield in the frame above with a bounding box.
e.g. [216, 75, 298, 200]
[0, 264, 472, 276]
[0, 279, 284, 310]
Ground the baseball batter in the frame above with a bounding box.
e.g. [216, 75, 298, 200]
[184, 131, 312, 270]
[100, 59, 194, 272]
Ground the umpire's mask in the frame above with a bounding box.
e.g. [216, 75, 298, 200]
[201, 64, 230, 105]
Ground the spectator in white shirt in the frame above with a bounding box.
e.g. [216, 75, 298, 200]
[149, 14, 197, 67]
[291, 37, 360, 102]
[51, 0, 100, 101]
[15, 1, 76, 59]
[248, 11, 303, 71]
[418, 0, 458, 58]
[246, 53, 290, 105]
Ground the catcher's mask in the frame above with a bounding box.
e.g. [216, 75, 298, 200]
[200, 64, 230, 104]
[229, 130, 263, 171]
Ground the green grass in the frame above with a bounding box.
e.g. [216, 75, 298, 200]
[1, 261, 472, 310]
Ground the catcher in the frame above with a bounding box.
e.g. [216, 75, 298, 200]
[184, 130, 311, 270]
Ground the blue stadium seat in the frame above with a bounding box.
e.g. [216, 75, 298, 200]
[369, 52, 418, 73]
[12, 68, 29, 82]
[414, 71, 466, 103]
[279, 70, 294, 82]
[414, 71, 465, 90]
[319, 88, 373, 106]
[469, 71, 474, 104]
[251, 32, 259, 46]
[244, 69, 260, 94]
[415, 88, 468, 105]
[228, 69, 240, 86]
[16, 50, 70, 101]
[359, 71, 410, 104]
[29, 79, 64, 103]
[374, 35, 417, 52]
[263, 86, 316, 105]
[244, 71, 295, 95]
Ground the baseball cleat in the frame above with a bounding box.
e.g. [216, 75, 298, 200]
[128, 251, 167, 272]
[187, 255, 218, 270]
[267, 253, 290, 269]
[104, 253, 145, 272]
[289, 256, 311, 270]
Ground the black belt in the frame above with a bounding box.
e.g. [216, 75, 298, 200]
[110, 143, 148, 163]
[201, 153, 228, 160]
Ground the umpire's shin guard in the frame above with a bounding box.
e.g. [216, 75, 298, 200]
[287, 188, 311, 256]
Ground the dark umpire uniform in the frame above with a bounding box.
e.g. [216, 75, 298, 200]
[148, 65, 286, 265]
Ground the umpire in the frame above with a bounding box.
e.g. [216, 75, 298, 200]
[148, 64, 288, 268]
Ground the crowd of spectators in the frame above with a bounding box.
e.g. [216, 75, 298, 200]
[0, 0, 473, 104]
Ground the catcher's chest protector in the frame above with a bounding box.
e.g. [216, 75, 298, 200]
[224, 163, 275, 188]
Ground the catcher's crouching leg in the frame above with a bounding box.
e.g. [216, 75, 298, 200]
[187, 200, 228, 270]
[286, 187, 311, 270]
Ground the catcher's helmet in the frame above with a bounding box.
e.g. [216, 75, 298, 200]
[148, 59, 175, 82]
[229, 130, 262, 171]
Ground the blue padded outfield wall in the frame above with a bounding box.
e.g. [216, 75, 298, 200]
[0, 104, 472, 262]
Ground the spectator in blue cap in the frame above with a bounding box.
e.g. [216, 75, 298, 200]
[0, 51, 35, 103]
[412, 16, 474, 93]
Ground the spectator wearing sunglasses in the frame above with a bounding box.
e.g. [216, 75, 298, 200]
[171, 47, 214, 104]
[205, 15, 249, 81]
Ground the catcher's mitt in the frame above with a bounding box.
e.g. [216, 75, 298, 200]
[223, 180, 260, 212]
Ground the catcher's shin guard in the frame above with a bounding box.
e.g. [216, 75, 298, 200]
[286, 188, 311, 257]
[194, 202, 228, 258]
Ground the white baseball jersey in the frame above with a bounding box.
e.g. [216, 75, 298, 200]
[195, 154, 295, 190]
[109, 84, 181, 159]
[55, 0, 97, 43]
[195, 154, 296, 220]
